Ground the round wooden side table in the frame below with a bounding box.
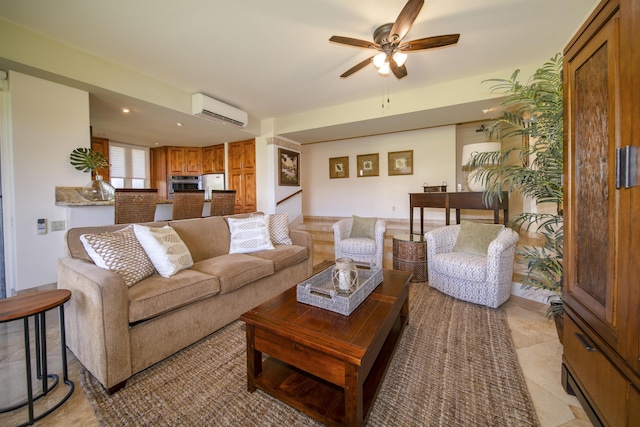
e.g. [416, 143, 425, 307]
[392, 234, 427, 283]
[0, 289, 74, 426]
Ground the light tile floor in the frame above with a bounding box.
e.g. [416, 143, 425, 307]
[0, 218, 590, 426]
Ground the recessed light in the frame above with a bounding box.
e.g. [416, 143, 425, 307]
[176, 122, 183, 127]
[121, 108, 130, 113]
[482, 109, 490, 114]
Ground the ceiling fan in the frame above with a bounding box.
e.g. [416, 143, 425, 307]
[329, 0, 460, 79]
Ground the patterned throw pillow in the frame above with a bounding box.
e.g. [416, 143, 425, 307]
[268, 212, 293, 245]
[80, 225, 156, 287]
[452, 221, 504, 256]
[133, 225, 194, 278]
[227, 215, 275, 254]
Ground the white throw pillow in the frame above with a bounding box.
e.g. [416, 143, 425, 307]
[133, 224, 194, 278]
[227, 215, 275, 254]
[268, 212, 293, 245]
[80, 225, 156, 287]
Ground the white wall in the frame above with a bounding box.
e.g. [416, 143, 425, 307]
[301, 126, 456, 220]
[5, 71, 89, 293]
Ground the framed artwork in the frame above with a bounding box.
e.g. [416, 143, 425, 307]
[388, 150, 414, 176]
[329, 156, 349, 179]
[278, 148, 300, 186]
[356, 153, 379, 177]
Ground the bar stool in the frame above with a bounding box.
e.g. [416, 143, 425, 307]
[172, 190, 205, 220]
[114, 189, 158, 224]
[209, 190, 236, 216]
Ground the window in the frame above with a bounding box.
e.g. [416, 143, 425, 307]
[109, 142, 149, 189]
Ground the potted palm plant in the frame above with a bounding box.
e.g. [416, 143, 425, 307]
[70, 147, 115, 201]
[466, 54, 564, 340]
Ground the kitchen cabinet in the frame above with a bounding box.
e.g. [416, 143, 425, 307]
[562, 0, 640, 425]
[167, 147, 202, 175]
[202, 144, 225, 174]
[228, 139, 256, 213]
[91, 136, 110, 181]
[151, 146, 202, 199]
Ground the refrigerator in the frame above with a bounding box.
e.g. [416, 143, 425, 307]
[201, 174, 225, 200]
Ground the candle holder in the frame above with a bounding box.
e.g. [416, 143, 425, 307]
[332, 258, 359, 294]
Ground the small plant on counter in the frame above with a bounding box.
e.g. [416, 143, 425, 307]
[69, 147, 110, 175]
[70, 147, 115, 201]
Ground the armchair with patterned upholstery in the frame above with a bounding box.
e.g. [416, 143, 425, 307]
[333, 216, 386, 268]
[425, 222, 519, 308]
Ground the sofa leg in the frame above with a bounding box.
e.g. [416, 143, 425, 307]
[107, 380, 127, 394]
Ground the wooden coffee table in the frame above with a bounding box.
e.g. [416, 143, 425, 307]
[240, 269, 411, 426]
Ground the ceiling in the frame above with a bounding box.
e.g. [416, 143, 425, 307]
[0, 0, 597, 146]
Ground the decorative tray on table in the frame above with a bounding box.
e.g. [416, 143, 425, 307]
[296, 265, 383, 316]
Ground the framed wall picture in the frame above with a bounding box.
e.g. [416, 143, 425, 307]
[388, 150, 413, 176]
[278, 148, 300, 186]
[356, 153, 379, 177]
[329, 156, 349, 179]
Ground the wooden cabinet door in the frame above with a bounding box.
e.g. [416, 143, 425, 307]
[213, 144, 225, 173]
[184, 147, 202, 175]
[202, 146, 215, 174]
[228, 139, 256, 213]
[564, 6, 621, 349]
[150, 146, 168, 199]
[91, 137, 110, 181]
[167, 147, 185, 175]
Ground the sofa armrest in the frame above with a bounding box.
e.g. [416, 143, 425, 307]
[289, 229, 314, 277]
[57, 257, 132, 390]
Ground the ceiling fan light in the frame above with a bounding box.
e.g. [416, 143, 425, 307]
[378, 62, 390, 75]
[373, 53, 387, 68]
[392, 51, 408, 67]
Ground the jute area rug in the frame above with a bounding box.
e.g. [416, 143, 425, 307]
[80, 282, 539, 426]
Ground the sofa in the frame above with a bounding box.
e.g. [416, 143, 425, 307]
[58, 214, 313, 393]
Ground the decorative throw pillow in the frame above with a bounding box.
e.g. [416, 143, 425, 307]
[227, 215, 275, 254]
[80, 225, 156, 287]
[452, 221, 504, 256]
[133, 224, 194, 278]
[268, 212, 293, 245]
[349, 215, 377, 239]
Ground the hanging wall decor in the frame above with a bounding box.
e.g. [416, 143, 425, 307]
[329, 156, 349, 179]
[388, 150, 414, 176]
[278, 148, 300, 186]
[356, 153, 379, 177]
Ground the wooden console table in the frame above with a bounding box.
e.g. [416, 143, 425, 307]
[409, 191, 509, 235]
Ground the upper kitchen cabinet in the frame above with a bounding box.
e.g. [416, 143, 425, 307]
[202, 144, 225, 174]
[167, 147, 202, 175]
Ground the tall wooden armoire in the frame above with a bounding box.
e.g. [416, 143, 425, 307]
[562, 0, 640, 425]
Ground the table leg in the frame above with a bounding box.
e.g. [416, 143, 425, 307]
[419, 207, 424, 236]
[23, 317, 35, 425]
[409, 207, 414, 235]
[344, 363, 363, 426]
[494, 209, 500, 224]
[246, 325, 261, 392]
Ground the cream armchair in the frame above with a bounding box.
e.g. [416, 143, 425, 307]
[425, 223, 519, 308]
[333, 217, 387, 268]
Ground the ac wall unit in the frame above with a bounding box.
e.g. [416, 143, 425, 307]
[191, 93, 248, 128]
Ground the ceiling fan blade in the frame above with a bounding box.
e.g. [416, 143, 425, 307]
[389, 0, 424, 43]
[399, 34, 460, 51]
[340, 57, 374, 78]
[329, 35, 377, 49]
[390, 60, 408, 79]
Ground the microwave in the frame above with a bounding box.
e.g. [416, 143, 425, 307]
[169, 175, 202, 198]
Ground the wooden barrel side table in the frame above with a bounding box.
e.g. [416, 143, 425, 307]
[0, 289, 74, 426]
[392, 234, 427, 283]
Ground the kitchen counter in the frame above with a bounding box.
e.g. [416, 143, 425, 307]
[55, 187, 175, 206]
[55, 187, 211, 228]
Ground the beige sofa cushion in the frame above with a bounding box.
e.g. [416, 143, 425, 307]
[67, 221, 169, 261]
[250, 245, 308, 272]
[169, 216, 231, 262]
[128, 269, 221, 323]
[191, 254, 274, 294]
